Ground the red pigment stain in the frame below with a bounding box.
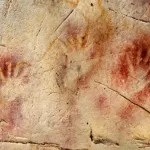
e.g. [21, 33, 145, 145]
[0, 54, 17, 79]
[0, 52, 30, 137]
[7, 98, 23, 130]
[112, 34, 150, 123]
[96, 95, 108, 110]
[112, 34, 150, 87]
[0, 53, 31, 85]
[118, 104, 134, 120]
[133, 83, 150, 104]
[146, 70, 150, 80]
[0, 97, 23, 139]
[63, 23, 82, 52]
[112, 54, 129, 85]
[118, 83, 150, 121]
[95, 95, 110, 115]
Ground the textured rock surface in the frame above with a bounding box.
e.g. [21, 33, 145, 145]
[0, 0, 150, 149]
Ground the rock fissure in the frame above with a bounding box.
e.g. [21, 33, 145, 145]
[94, 80, 150, 115]
[90, 129, 119, 146]
[4, 0, 13, 17]
[107, 7, 150, 24]
[0, 140, 88, 150]
[52, 9, 74, 35]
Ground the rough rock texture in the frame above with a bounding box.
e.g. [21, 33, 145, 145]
[0, 0, 150, 149]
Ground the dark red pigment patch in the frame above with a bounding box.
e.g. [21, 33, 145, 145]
[112, 54, 129, 85]
[0, 54, 17, 79]
[0, 53, 30, 85]
[111, 34, 150, 123]
[112, 34, 150, 87]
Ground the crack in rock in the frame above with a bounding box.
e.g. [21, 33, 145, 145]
[0, 140, 59, 146]
[0, 140, 87, 150]
[3, 0, 13, 18]
[94, 80, 150, 115]
[134, 137, 150, 148]
[0, 44, 6, 47]
[50, 0, 79, 36]
[53, 9, 74, 34]
[0, 119, 6, 123]
[90, 129, 119, 146]
[107, 7, 150, 24]
[63, 148, 88, 150]
[35, 16, 46, 37]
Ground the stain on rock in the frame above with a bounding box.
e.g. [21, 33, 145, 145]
[112, 34, 150, 87]
[7, 97, 23, 130]
[95, 95, 110, 114]
[112, 34, 150, 122]
[55, 54, 68, 92]
[0, 53, 30, 83]
[0, 52, 30, 138]
[118, 83, 150, 120]
[60, 12, 115, 89]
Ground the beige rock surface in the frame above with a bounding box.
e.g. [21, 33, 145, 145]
[0, 0, 150, 149]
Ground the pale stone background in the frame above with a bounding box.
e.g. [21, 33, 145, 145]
[0, 0, 150, 149]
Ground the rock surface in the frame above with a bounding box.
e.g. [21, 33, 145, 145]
[0, 0, 150, 149]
